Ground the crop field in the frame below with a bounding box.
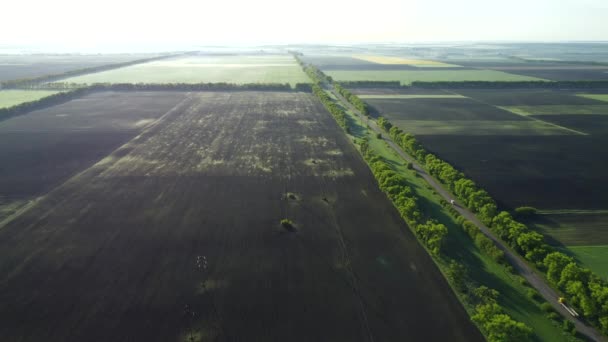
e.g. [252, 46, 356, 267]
[364, 96, 579, 135]
[0, 91, 187, 223]
[0, 54, 163, 81]
[338, 95, 573, 341]
[0, 90, 62, 109]
[530, 211, 608, 246]
[565, 245, 608, 279]
[358, 87, 608, 276]
[351, 55, 459, 67]
[325, 69, 545, 85]
[0, 91, 482, 342]
[61, 55, 310, 86]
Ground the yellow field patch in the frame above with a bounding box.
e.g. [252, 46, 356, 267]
[352, 55, 457, 67]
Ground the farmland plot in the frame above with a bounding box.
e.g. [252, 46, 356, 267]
[61, 55, 310, 86]
[0, 91, 481, 342]
[0, 90, 62, 109]
[0, 91, 187, 222]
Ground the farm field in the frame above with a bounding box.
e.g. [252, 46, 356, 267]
[351, 55, 459, 67]
[0, 90, 62, 109]
[0, 91, 482, 342]
[0, 54, 163, 81]
[61, 55, 310, 86]
[325, 69, 545, 85]
[0, 91, 187, 223]
[565, 245, 608, 280]
[357, 86, 608, 281]
[364, 96, 578, 135]
[335, 93, 574, 341]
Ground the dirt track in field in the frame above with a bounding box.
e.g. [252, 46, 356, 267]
[0, 91, 482, 342]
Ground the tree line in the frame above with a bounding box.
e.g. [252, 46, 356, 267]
[377, 115, 608, 335]
[293, 52, 536, 339]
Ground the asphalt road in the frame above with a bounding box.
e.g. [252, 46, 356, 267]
[328, 84, 606, 342]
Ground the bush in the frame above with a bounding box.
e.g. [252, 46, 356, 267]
[376, 133, 382, 139]
[280, 219, 296, 232]
[514, 206, 537, 219]
[562, 319, 575, 332]
[546, 312, 560, 321]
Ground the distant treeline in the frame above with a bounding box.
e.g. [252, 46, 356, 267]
[294, 52, 535, 340]
[0, 53, 188, 89]
[0, 82, 312, 122]
[376, 116, 608, 336]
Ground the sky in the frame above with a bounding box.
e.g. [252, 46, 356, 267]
[1, 0, 608, 51]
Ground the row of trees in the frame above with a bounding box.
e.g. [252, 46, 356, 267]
[311, 84, 347, 129]
[376, 115, 608, 334]
[296, 55, 534, 339]
[0, 53, 187, 89]
[334, 84, 369, 115]
[359, 139, 446, 255]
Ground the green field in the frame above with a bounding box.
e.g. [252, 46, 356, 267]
[565, 245, 608, 280]
[500, 105, 608, 115]
[389, 119, 578, 135]
[577, 94, 608, 102]
[359, 94, 467, 99]
[0, 90, 61, 109]
[326, 69, 545, 85]
[336, 96, 574, 342]
[61, 55, 310, 86]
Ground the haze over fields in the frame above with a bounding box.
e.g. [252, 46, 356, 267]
[1, 1, 608, 342]
[2, 0, 608, 52]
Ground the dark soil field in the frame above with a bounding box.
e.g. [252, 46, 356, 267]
[416, 134, 608, 209]
[366, 97, 525, 121]
[531, 114, 608, 135]
[0, 92, 187, 221]
[0, 91, 482, 342]
[0, 54, 161, 81]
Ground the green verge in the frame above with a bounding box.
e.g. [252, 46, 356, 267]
[337, 94, 577, 342]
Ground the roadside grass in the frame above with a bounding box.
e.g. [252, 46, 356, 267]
[337, 92, 573, 342]
[325, 69, 545, 85]
[0, 90, 62, 109]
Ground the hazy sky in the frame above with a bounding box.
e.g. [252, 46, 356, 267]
[2, 0, 607, 50]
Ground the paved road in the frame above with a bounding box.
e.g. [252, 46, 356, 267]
[328, 84, 606, 342]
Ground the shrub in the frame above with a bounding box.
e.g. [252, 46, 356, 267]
[280, 219, 296, 232]
[514, 206, 538, 219]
